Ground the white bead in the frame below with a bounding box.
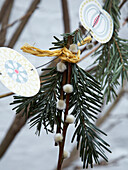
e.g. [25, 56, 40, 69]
[63, 84, 73, 93]
[86, 43, 94, 50]
[63, 150, 70, 159]
[69, 44, 78, 53]
[57, 62, 67, 72]
[56, 100, 66, 110]
[54, 133, 63, 142]
[66, 115, 75, 124]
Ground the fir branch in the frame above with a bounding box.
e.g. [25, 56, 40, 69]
[11, 66, 63, 134]
[10, 27, 111, 169]
[89, 0, 128, 103]
[69, 64, 111, 168]
[50, 29, 83, 50]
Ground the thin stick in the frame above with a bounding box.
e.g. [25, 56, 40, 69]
[0, 92, 14, 99]
[55, 70, 67, 146]
[119, 0, 127, 9]
[57, 63, 72, 170]
[122, 17, 128, 26]
[61, 0, 70, 33]
[34, 57, 58, 70]
[113, 37, 125, 71]
[0, 0, 14, 46]
[8, 0, 41, 48]
[96, 87, 125, 126]
[0, 107, 30, 159]
[78, 44, 101, 62]
[74, 155, 127, 169]
[1, 10, 37, 32]
[0, 0, 14, 23]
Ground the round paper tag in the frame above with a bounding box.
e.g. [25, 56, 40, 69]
[0, 47, 40, 97]
[79, 0, 113, 43]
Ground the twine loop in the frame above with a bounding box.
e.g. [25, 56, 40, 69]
[21, 36, 92, 63]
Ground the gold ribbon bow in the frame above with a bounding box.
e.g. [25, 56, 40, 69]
[21, 36, 92, 63]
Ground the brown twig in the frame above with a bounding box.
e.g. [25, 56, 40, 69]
[0, 0, 14, 23]
[61, 147, 79, 169]
[55, 0, 70, 147]
[96, 87, 125, 127]
[55, 70, 67, 146]
[0, 106, 30, 159]
[119, 0, 127, 9]
[1, 10, 37, 32]
[57, 63, 72, 170]
[78, 44, 101, 62]
[0, 92, 14, 99]
[123, 17, 128, 26]
[80, 41, 98, 54]
[8, 0, 41, 48]
[74, 155, 127, 169]
[0, 0, 14, 46]
[61, 0, 70, 33]
[113, 37, 125, 71]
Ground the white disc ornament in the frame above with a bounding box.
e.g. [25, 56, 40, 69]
[79, 0, 114, 43]
[0, 47, 40, 97]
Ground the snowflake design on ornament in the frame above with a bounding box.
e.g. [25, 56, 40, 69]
[5, 60, 28, 83]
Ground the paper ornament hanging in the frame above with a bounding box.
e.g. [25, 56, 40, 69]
[0, 47, 40, 97]
[79, 0, 114, 43]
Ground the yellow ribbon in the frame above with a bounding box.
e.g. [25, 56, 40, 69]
[21, 36, 92, 63]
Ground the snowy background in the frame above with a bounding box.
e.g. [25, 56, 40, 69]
[0, 0, 128, 170]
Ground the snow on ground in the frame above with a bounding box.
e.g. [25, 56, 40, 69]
[0, 0, 128, 170]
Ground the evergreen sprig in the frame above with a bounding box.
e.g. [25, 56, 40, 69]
[50, 29, 83, 50]
[11, 21, 112, 168]
[70, 64, 111, 168]
[10, 94, 40, 119]
[11, 63, 110, 168]
[11, 67, 63, 134]
[89, 0, 128, 102]
[31, 67, 63, 134]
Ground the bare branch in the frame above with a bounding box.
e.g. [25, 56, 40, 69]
[0, 108, 29, 159]
[0, 92, 14, 99]
[96, 87, 125, 127]
[119, 0, 127, 9]
[0, 0, 14, 23]
[74, 155, 127, 169]
[123, 17, 128, 26]
[62, 147, 79, 169]
[0, 0, 14, 46]
[1, 9, 38, 32]
[61, 0, 70, 33]
[8, 0, 41, 48]
[78, 44, 101, 63]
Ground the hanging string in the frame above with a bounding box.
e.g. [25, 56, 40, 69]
[31, 57, 59, 71]
[83, 11, 102, 39]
